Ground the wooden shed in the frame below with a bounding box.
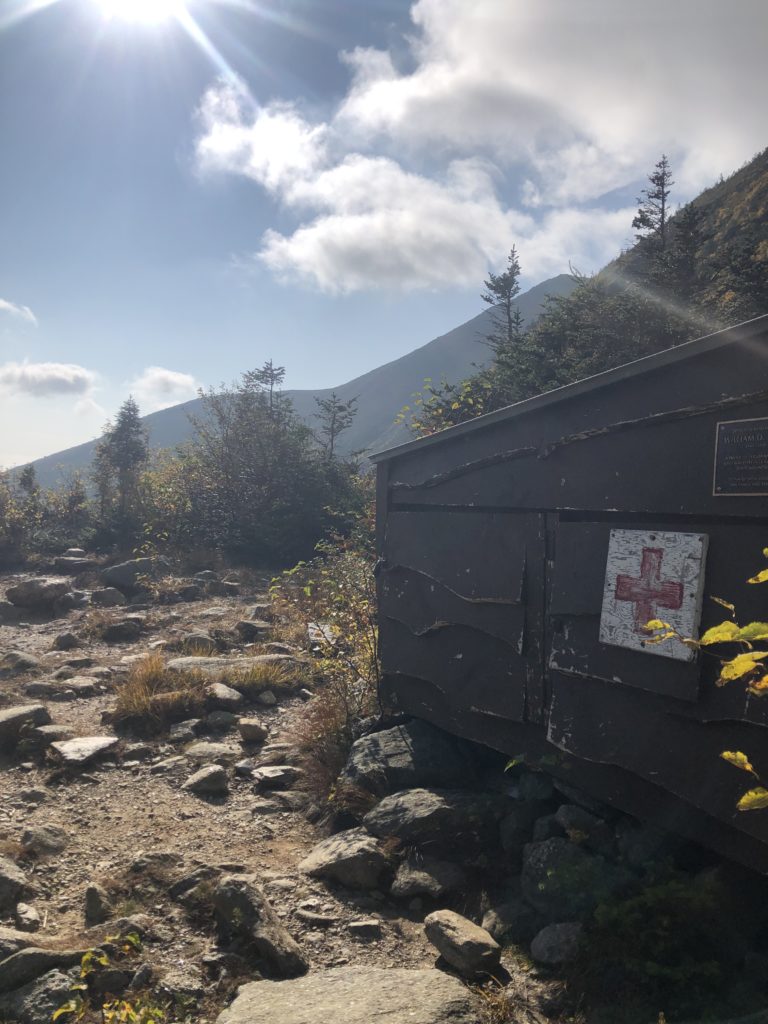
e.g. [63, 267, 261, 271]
[371, 315, 768, 872]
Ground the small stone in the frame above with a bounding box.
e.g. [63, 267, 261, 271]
[13, 903, 40, 933]
[235, 620, 272, 642]
[184, 740, 239, 764]
[238, 718, 269, 744]
[423, 910, 500, 978]
[391, 855, 465, 899]
[206, 710, 238, 732]
[22, 824, 69, 856]
[52, 632, 82, 651]
[102, 619, 142, 643]
[183, 764, 229, 796]
[0, 856, 29, 913]
[530, 922, 583, 965]
[0, 705, 51, 744]
[91, 587, 128, 608]
[50, 735, 119, 766]
[85, 883, 113, 926]
[30, 723, 75, 746]
[207, 682, 244, 709]
[235, 759, 255, 778]
[252, 765, 302, 791]
[347, 918, 382, 938]
[296, 909, 338, 927]
[256, 689, 278, 707]
[169, 720, 201, 744]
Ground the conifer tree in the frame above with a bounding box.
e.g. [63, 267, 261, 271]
[314, 392, 358, 459]
[480, 246, 526, 365]
[632, 154, 674, 252]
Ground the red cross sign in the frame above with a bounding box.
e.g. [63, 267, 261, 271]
[615, 547, 684, 633]
[600, 529, 708, 662]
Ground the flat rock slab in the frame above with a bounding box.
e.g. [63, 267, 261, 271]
[0, 705, 50, 743]
[184, 741, 240, 764]
[6, 578, 71, 609]
[0, 947, 84, 994]
[50, 736, 119, 766]
[298, 828, 387, 890]
[167, 654, 300, 676]
[217, 966, 478, 1024]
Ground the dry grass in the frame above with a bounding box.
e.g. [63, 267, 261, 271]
[226, 659, 305, 699]
[112, 653, 208, 736]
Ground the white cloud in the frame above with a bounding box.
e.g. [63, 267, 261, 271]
[194, 1, 768, 292]
[130, 366, 199, 412]
[0, 361, 96, 397]
[0, 298, 38, 327]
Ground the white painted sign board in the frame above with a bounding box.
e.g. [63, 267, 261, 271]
[599, 529, 708, 662]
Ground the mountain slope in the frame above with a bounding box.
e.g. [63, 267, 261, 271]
[27, 274, 575, 487]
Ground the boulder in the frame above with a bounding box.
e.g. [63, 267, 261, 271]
[0, 704, 50, 744]
[482, 897, 543, 943]
[0, 968, 76, 1024]
[84, 884, 113, 926]
[0, 856, 28, 913]
[177, 584, 203, 602]
[212, 874, 308, 977]
[299, 828, 388, 889]
[391, 855, 465, 899]
[21, 824, 68, 856]
[252, 765, 302, 791]
[521, 838, 632, 922]
[101, 557, 169, 590]
[530, 922, 583, 965]
[238, 717, 269, 744]
[0, 651, 42, 677]
[49, 735, 119, 766]
[52, 631, 82, 651]
[206, 710, 238, 733]
[101, 619, 142, 643]
[339, 719, 475, 798]
[207, 682, 244, 710]
[182, 765, 229, 796]
[6, 578, 70, 610]
[363, 788, 505, 853]
[216, 966, 478, 1024]
[53, 557, 97, 574]
[423, 910, 500, 977]
[0, 947, 83, 994]
[30, 723, 75, 746]
[235, 620, 272, 642]
[184, 741, 240, 764]
[91, 587, 127, 608]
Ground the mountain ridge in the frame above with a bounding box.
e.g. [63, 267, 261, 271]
[26, 274, 575, 487]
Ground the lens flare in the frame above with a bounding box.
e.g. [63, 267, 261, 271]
[94, 0, 185, 24]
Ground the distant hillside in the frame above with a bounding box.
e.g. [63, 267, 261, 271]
[27, 274, 576, 488]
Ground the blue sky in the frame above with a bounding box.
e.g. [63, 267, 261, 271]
[1, 0, 766, 467]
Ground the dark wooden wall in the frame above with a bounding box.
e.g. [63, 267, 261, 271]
[376, 327, 768, 871]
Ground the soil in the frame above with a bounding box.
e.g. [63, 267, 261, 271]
[0, 568, 558, 1023]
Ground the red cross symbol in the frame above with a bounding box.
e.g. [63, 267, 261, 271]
[615, 547, 683, 632]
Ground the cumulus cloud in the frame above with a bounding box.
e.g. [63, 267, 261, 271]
[0, 298, 38, 327]
[0, 361, 96, 397]
[130, 366, 199, 412]
[195, 0, 767, 292]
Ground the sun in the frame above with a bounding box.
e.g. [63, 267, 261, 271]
[93, 0, 186, 24]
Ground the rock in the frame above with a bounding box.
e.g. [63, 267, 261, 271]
[0, 600, 22, 624]
[30, 723, 75, 745]
[24, 677, 96, 700]
[532, 814, 564, 842]
[52, 631, 82, 651]
[530, 922, 583, 965]
[207, 681, 244, 709]
[347, 918, 382, 938]
[101, 557, 169, 590]
[206, 710, 238, 733]
[521, 838, 633, 922]
[184, 740, 239, 764]
[178, 584, 203, 602]
[499, 803, 544, 854]
[169, 720, 202, 744]
[167, 653, 299, 676]
[22, 824, 68, 855]
[216, 966, 477, 1024]
[615, 818, 676, 868]
[555, 804, 614, 856]
[0, 856, 28, 913]
[238, 717, 269, 744]
[207, 580, 240, 597]
[6, 578, 71, 610]
[295, 909, 338, 927]
[252, 765, 302, 791]
[363, 788, 505, 853]
[517, 771, 555, 802]
[49, 735, 119, 766]
[339, 719, 475, 798]
[53, 557, 97, 574]
[423, 910, 501, 977]
[257, 742, 298, 766]
[0, 651, 42, 677]
[193, 570, 218, 582]
[552, 779, 611, 817]
[212, 874, 308, 977]
[0, 704, 50, 744]
[91, 587, 127, 607]
[0, 926, 37, 959]
[0, 968, 76, 1024]
[482, 897, 543, 943]
[248, 603, 274, 621]
[53, 591, 88, 615]
[183, 764, 229, 796]
[14, 904, 41, 933]
[85, 884, 113, 926]
[0, 947, 84, 994]
[102, 619, 142, 643]
[63, 548, 85, 557]
[298, 828, 388, 890]
[235, 620, 272, 642]
[256, 689, 278, 706]
[391, 855, 465, 899]
[177, 631, 217, 654]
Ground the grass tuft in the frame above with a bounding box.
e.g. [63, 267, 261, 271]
[112, 653, 208, 736]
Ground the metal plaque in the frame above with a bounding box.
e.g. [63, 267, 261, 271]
[714, 417, 768, 496]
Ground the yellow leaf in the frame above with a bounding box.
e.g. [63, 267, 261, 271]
[700, 620, 740, 645]
[720, 750, 756, 774]
[718, 651, 768, 684]
[711, 596, 736, 614]
[645, 619, 671, 631]
[737, 787, 768, 812]
[737, 622, 768, 642]
[748, 568, 768, 584]
[748, 675, 768, 695]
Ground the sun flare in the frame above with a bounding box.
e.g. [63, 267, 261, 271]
[93, 0, 186, 24]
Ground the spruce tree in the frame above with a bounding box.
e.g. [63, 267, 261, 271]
[314, 392, 358, 459]
[480, 246, 526, 365]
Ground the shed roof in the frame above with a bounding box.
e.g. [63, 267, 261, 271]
[370, 313, 768, 464]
